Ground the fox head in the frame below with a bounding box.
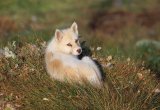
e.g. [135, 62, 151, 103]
[54, 22, 82, 56]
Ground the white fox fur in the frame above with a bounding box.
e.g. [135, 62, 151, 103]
[45, 22, 102, 87]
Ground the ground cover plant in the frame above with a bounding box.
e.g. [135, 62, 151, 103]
[0, 0, 160, 109]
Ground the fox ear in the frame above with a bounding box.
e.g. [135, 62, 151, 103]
[71, 22, 78, 34]
[55, 29, 63, 41]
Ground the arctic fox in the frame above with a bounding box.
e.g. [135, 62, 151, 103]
[45, 22, 102, 87]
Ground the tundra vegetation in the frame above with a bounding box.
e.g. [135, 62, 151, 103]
[0, 0, 160, 109]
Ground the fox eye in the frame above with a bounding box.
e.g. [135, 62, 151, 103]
[75, 39, 79, 43]
[67, 43, 72, 47]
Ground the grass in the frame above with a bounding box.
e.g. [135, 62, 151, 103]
[0, 41, 160, 109]
[0, 0, 160, 109]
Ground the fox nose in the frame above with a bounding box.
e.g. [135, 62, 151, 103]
[77, 48, 82, 54]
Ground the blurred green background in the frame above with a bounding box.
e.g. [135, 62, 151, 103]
[0, 0, 160, 72]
